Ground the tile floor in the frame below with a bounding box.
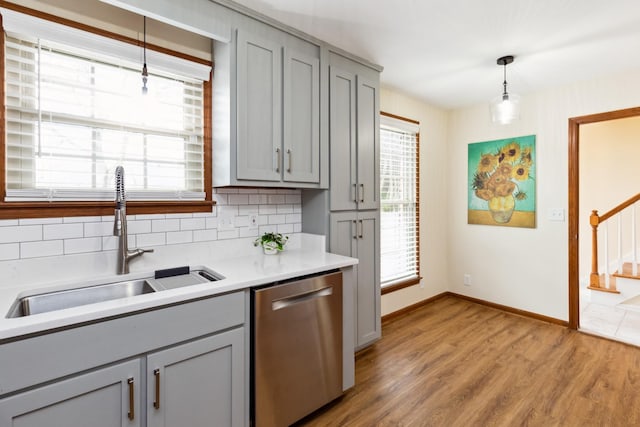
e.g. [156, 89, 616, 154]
[580, 287, 640, 346]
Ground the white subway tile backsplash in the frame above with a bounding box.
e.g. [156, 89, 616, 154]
[258, 205, 277, 215]
[137, 233, 166, 247]
[84, 221, 113, 237]
[286, 213, 302, 224]
[205, 217, 218, 229]
[152, 219, 180, 233]
[277, 224, 294, 234]
[217, 229, 240, 240]
[268, 195, 286, 204]
[127, 220, 152, 234]
[166, 231, 193, 245]
[268, 215, 286, 225]
[0, 225, 42, 244]
[286, 194, 302, 204]
[228, 194, 249, 205]
[64, 237, 102, 255]
[44, 223, 83, 240]
[193, 229, 217, 242]
[21, 240, 63, 258]
[3, 189, 303, 261]
[249, 194, 268, 205]
[277, 205, 293, 214]
[180, 218, 206, 231]
[0, 243, 19, 260]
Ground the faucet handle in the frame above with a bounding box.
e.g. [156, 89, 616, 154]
[141, 248, 154, 254]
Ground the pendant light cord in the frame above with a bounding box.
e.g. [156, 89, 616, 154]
[142, 16, 148, 94]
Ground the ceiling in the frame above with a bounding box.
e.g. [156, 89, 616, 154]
[230, 0, 640, 110]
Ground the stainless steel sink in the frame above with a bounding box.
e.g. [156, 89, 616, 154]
[7, 279, 156, 318]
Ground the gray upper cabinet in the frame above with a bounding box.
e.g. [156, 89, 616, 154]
[329, 54, 380, 211]
[236, 32, 282, 182]
[214, 24, 323, 188]
[284, 49, 320, 183]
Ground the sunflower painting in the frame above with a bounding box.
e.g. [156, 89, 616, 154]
[468, 135, 536, 228]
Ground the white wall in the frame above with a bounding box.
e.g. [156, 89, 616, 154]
[446, 70, 640, 321]
[379, 87, 449, 316]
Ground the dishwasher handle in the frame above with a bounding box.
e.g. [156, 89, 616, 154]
[271, 286, 333, 311]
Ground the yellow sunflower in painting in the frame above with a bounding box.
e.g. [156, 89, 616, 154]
[501, 142, 521, 163]
[512, 163, 530, 181]
[477, 153, 498, 173]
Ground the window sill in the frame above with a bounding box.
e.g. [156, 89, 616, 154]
[381, 276, 422, 295]
[0, 200, 215, 220]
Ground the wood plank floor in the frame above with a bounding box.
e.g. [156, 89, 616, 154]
[295, 295, 640, 426]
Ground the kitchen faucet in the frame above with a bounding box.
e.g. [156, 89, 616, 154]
[114, 166, 153, 274]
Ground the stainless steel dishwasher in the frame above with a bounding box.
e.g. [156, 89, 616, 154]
[252, 270, 343, 427]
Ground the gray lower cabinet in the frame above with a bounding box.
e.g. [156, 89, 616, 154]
[0, 359, 142, 427]
[0, 291, 247, 427]
[146, 328, 245, 427]
[330, 211, 381, 349]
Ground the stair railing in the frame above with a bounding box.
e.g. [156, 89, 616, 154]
[589, 192, 640, 292]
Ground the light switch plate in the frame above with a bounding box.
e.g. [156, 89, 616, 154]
[548, 208, 565, 222]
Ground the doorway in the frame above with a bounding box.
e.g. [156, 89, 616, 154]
[568, 106, 640, 331]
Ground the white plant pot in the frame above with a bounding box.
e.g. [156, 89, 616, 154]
[263, 246, 278, 255]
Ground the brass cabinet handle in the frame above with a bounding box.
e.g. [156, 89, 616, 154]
[358, 219, 363, 239]
[153, 369, 160, 410]
[286, 148, 292, 173]
[352, 220, 357, 239]
[127, 377, 135, 420]
[359, 183, 365, 203]
[352, 184, 357, 203]
[275, 147, 281, 173]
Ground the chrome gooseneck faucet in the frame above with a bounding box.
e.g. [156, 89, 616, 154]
[114, 166, 153, 274]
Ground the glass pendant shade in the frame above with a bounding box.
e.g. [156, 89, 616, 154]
[491, 92, 520, 124]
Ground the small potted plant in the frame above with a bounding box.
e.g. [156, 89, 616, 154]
[254, 232, 288, 255]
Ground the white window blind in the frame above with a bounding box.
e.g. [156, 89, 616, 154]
[380, 115, 419, 286]
[3, 9, 209, 202]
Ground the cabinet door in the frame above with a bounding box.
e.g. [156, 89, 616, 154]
[330, 211, 381, 350]
[0, 359, 141, 427]
[146, 327, 245, 427]
[355, 211, 381, 348]
[237, 31, 282, 182]
[356, 76, 380, 210]
[284, 48, 320, 183]
[330, 211, 357, 258]
[329, 66, 358, 211]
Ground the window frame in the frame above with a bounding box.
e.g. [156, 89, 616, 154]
[379, 111, 421, 295]
[0, 3, 213, 219]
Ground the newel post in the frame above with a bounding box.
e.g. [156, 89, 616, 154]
[590, 210, 601, 288]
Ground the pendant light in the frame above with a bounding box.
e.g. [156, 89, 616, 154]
[141, 16, 148, 95]
[490, 55, 520, 124]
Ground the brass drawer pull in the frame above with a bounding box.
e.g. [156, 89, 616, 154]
[153, 369, 160, 410]
[127, 377, 135, 420]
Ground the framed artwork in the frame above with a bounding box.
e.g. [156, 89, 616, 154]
[468, 135, 536, 228]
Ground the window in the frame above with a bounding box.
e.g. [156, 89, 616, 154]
[380, 112, 420, 292]
[0, 6, 212, 218]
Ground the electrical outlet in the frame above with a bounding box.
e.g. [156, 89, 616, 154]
[548, 208, 565, 222]
[249, 214, 258, 230]
[464, 274, 471, 286]
[218, 212, 236, 230]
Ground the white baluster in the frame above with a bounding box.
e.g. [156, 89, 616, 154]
[604, 222, 610, 288]
[634, 204, 638, 276]
[618, 214, 623, 274]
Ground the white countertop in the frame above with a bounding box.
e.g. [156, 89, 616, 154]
[0, 234, 357, 341]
